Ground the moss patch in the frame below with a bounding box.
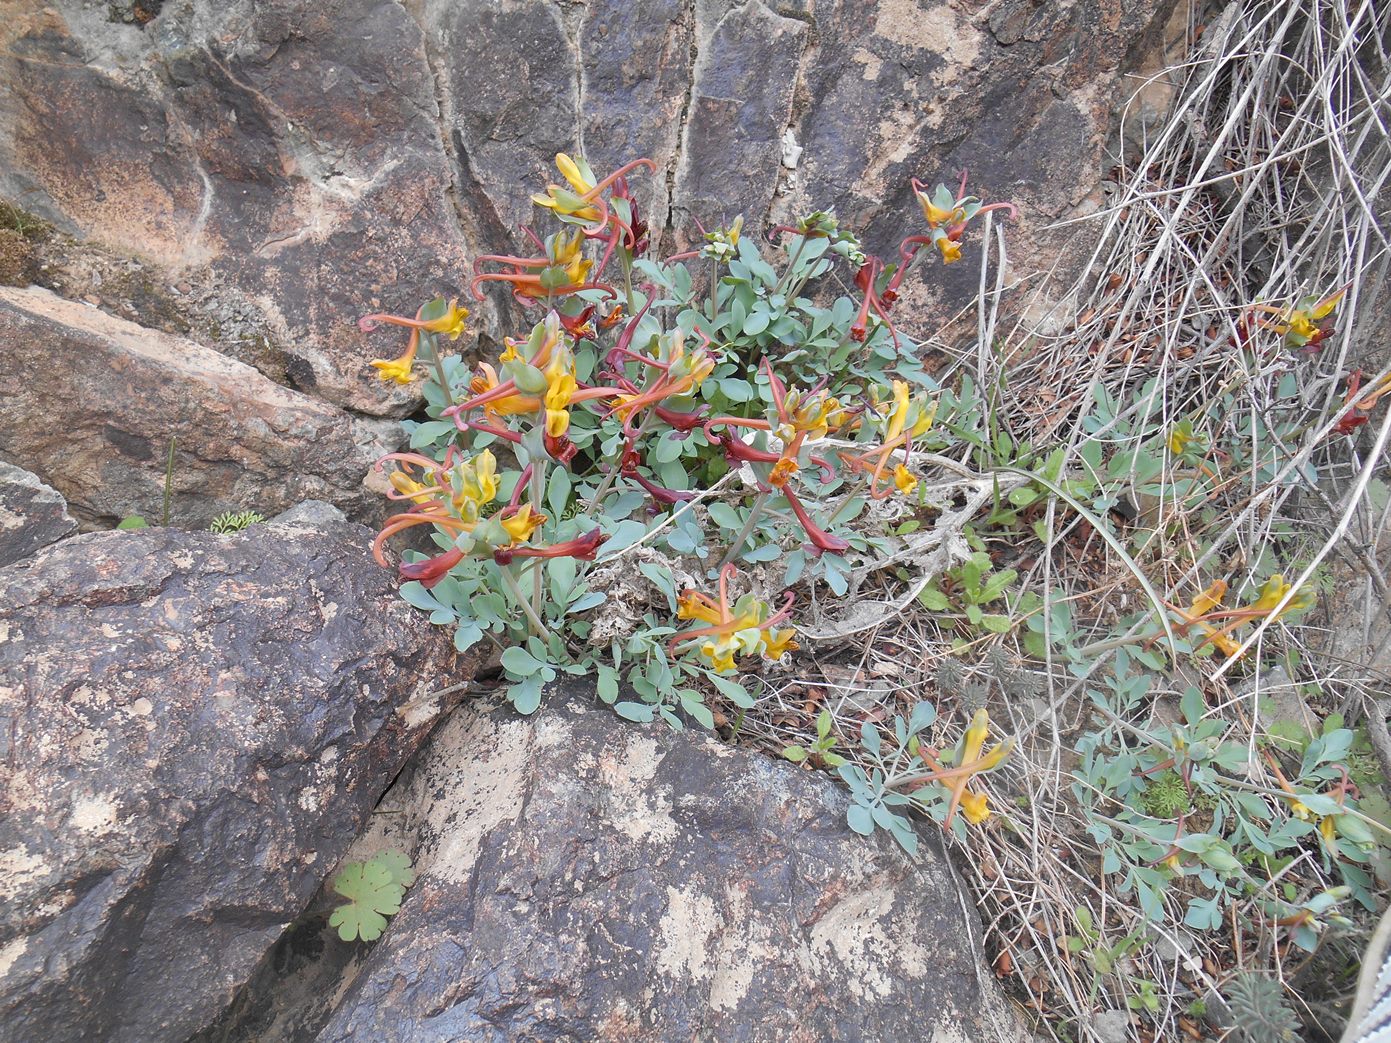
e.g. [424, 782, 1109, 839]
[0, 201, 53, 243]
[0, 229, 35, 286]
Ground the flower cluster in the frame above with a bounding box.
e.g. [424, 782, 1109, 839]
[372, 447, 601, 588]
[916, 709, 1013, 826]
[837, 379, 938, 498]
[670, 565, 798, 673]
[356, 149, 1013, 716]
[1173, 575, 1317, 658]
[1253, 288, 1345, 351]
[906, 175, 1019, 266]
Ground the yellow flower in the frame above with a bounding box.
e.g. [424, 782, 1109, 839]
[1249, 575, 1315, 619]
[1319, 815, 1338, 848]
[1168, 420, 1195, 456]
[372, 353, 417, 384]
[422, 299, 469, 340]
[672, 344, 716, 394]
[885, 380, 911, 441]
[763, 627, 798, 661]
[1311, 291, 1344, 321]
[769, 458, 800, 487]
[728, 215, 743, 248]
[1186, 580, 1226, 616]
[913, 183, 961, 227]
[553, 228, 593, 286]
[499, 503, 546, 545]
[1287, 797, 1314, 822]
[531, 153, 601, 221]
[556, 153, 592, 194]
[1288, 312, 1317, 339]
[389, 471, 433, 505]
[542, 347, 578, 438]
[936, 237, 962, 264]
[1284, 290, 1344, 340]
[960, 790, 990, 825]
[921, 199, 956, 226]
[961, 709, 989, 764]
[910, 399, 937, 438]
[1205, 628, 1243, 658]
[544, 373, 576, 436]
[701, 641, 739, 674]
[677, 592, 723, 626]
[893, 464, 918, 496]
[457, 450, 499, 507]
[880, 381, 937, 444]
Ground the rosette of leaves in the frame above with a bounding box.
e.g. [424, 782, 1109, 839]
[1222, 972, 1300, 1042]
[328, 849, 415, 942]
[918, 552, 1019, 635]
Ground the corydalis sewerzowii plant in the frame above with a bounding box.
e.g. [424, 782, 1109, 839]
[670, 563, 798, 672]
[358, 150, 1014, 731]
[907, 175, 1019, 266]
[1168, 574, 1317, 660]
[1249, 287, 1344, 352]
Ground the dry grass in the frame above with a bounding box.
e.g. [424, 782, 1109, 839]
[732, 2, 1391, 1040]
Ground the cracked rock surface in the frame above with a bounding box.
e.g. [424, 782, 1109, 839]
[1, 0, 1176, 416]
[0, 517, 478, 1043]
[207, 682, 1030, 1042]
[0, 286, 400, 530]
[0, 461, 76, 567]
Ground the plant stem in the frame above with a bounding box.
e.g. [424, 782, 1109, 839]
[162, 437, 176, 527]
[585, 411, 657, 516]
[621, 252, 636, 318]
[717, 491, 770, 571]
[773, 235, 807, 297]
[426, 333, 455, 409]
[499, 563, 553, 642]
[530, 456, 547, 621]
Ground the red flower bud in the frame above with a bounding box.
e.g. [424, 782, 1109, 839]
[399, 547, 465, 588]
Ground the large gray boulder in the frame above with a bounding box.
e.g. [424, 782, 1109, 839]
[0, 516, 479, 1043]
[0, 0, 471, 415]
[218, 683, 1027, 1041]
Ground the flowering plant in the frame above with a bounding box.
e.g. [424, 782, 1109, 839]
[360, 151, 1013, 760]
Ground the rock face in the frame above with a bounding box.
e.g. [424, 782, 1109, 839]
[0, 0, 1176, 413]
[0, 1, 472, 415]
[0, 461, 76, 567]
[0, 286, 400, 529]
[220, 683, 1026, 1041]
[0, 517, 478, 1043]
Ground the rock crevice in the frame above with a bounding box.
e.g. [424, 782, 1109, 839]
[202, 683, 1030, 1043]
[0, 515, 478, 1043]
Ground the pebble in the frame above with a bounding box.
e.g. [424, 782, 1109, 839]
[1091, 1009, 1130, 1043]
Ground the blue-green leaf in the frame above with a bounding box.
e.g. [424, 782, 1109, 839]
[615, 701, 656, 723]
[847, 803, 875, 836]
[500, 646, 545, 677]
[399, 582, 444, 613]
[508, 674, 545, 714]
